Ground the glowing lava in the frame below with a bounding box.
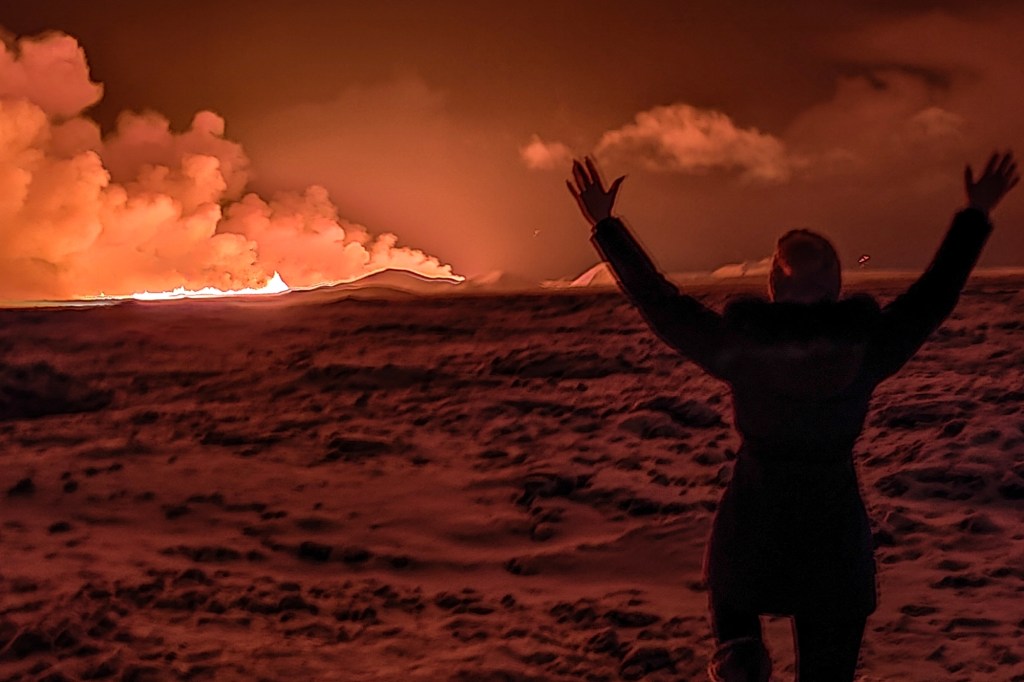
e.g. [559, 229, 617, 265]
[127, 272, 289, 301]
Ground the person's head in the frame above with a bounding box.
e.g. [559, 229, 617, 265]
[768, 229, 841, 304]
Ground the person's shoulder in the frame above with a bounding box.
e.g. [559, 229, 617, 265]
[839, 293, 881, 317]
[723, 293, 880, 341]
[722, 294, 769, 319]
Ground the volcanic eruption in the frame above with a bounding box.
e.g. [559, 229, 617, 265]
[0, 32, 461, 301]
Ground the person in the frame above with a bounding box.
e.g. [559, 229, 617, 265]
[566, 153, 1019, 681]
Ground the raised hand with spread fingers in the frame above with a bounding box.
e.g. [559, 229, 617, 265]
[566, 157, 625, 227]
[965, 150, 1019, 215]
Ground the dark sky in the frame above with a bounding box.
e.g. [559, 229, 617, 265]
[2, 0, 1023, 287]
[3, 1, 870, 130]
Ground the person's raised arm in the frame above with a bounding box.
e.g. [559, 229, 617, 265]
[870, 151, 1019, 379]
[567, 157, 727, 379]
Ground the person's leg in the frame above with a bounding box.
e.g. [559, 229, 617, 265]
[792, 611, 867, 682]
[711, 598, 762, 642]
[708, 597, 771, 682]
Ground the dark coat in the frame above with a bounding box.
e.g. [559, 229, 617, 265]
[591, 209, 992, 616]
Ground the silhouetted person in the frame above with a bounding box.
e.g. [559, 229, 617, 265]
[567, 152, 1019, 681]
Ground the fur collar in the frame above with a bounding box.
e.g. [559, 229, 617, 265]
[718, 295, 881, 396]
[723, 294, 881, 344]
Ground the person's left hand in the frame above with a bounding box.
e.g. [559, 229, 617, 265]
[965, 150, 1019, 215]
[566, 157, 625, 227]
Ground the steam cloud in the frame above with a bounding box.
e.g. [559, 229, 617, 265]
[0, 32, 459, 300]
[537, 72, 970, 188]
[524, 104, 791, 182]
[594, 105, 791, 182]
[519, 134, 572, 171]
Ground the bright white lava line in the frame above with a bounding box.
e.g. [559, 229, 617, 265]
[126, 272, 290, 301]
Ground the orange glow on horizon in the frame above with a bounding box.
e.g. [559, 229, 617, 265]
[82, 267, 467, 303]
[127, 271, 291, 300]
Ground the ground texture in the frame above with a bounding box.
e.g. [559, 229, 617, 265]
[1, 277, 1023, 681]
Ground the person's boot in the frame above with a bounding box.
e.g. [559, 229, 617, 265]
[707, 636, 772, 682]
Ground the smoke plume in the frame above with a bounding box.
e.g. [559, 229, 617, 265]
[523, 104, 791, 182]
[0, 32, 459, 300]
[519, 134, 572, 171]
[594, 104, 792, 182]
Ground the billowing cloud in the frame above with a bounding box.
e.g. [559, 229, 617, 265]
[594, 104, 792, 182]
[523, 104, 791, 182]
[785, 70, 968, 179]
[0, 32, 102, 118]
[0, 32, 459, 300]
[519, 134, 572, 171]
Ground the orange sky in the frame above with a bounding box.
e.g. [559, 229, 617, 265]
[3, 1, 1024, 288]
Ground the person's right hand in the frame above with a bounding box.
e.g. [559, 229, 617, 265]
[965, 151, 1019, 215]
[566, 157, 625, 227]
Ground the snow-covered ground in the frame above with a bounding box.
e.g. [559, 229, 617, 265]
[1, 275, 1022, 681]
